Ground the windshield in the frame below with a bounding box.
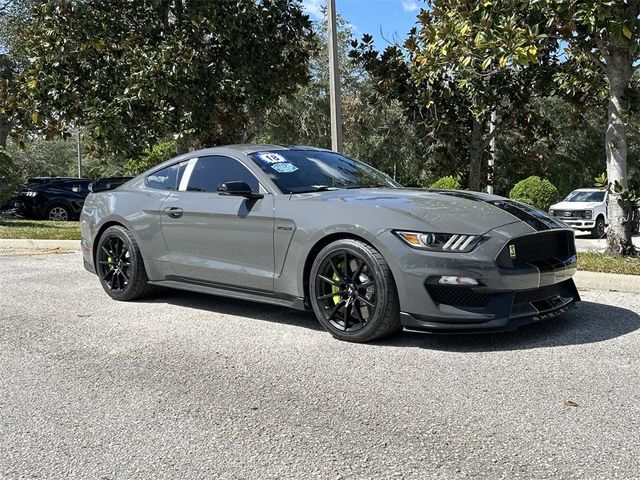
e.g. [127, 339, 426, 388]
[564, 190, 605, 203]
[248, 150, 401, 194]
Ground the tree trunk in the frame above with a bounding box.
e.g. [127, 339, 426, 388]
[0, 115, 11, 149]
[604, 53, 635, 255]
[176, 134, 192, 155]
[468, 116, 483, 191]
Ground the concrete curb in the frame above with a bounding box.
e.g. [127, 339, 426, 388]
[0, 239, 81, 251]
[574, 270, 640, 294]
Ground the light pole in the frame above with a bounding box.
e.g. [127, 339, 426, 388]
[328, 0, 343, 152]
[77, 128, 83, 178]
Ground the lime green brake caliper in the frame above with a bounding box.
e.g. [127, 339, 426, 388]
[331, 262, 344, 305]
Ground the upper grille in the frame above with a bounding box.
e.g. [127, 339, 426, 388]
[496, 231, 575, 269]
[551, 210, 589, 219]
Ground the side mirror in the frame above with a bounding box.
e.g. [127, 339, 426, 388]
[217, 181, 264, 199]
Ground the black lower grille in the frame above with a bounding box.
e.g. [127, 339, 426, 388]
[426, 285, 491, 307]
[513, 281, 568, 305]
[426, 280, 573, 309]
[497, 231, 575, 269]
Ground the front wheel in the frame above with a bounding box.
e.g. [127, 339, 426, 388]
[309, 239, 401, 343]
[590, 217, 606, 239]
[95, 225, 153, 301]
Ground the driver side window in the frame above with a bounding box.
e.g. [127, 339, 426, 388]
[185, 156, 259, 193]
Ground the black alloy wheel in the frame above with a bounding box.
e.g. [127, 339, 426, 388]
[98, 234, 132, 293]
[309, 239, 401, 342]
[96, 225, 153, 300]
[314, 249, 376, 333]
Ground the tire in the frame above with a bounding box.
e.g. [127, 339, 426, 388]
[46, 204, 70, 221]
[590, 216, 606, 239]
[95, 225, 153, 301]
[309, 239, 401, 343]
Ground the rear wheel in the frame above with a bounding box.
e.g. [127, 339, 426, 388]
[96, 225, 153, 301]
[46, 204, 70, 221]
[309, 239, 401, 343]
[590, 216, 606, 239]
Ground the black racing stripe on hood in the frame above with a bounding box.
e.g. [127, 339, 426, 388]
[433, 190, 564, 231]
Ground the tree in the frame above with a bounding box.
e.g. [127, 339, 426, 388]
[0, 0, 32, 148]
[538, 0, 640, 254]
[352, 0, 558, 191]
[495, 96, 610, 197]
[255, 12, 425, 186]
[6, 0, 314, 156]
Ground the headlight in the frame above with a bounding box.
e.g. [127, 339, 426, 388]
[549, 209, 556, 216]
[394, 231, 485, 252]
[583, 210, 592, 219]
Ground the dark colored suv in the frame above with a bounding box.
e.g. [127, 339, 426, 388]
[3, 178, 93, 221]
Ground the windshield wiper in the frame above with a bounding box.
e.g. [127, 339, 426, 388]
[344, 185, 383, 189]
[292, 185, 341, 193]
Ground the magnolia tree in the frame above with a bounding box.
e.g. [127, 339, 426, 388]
[356, 0, 639, 255]
[537, 0, 640, 254]
[352, 0, 559, 191]
[4, 0, 314, 157]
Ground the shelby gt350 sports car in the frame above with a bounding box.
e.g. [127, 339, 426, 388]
[80, 145, 580, 342]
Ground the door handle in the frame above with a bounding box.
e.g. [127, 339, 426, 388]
[164, 207, 183, 218]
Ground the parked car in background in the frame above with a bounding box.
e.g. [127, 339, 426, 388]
[1, 176, 133, 221]
[89, 177, 133, 193]
[2, 177, 93, 221]
[549, 188, 608, 238]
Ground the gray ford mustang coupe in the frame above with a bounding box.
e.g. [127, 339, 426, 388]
[80, 144, 580, 342]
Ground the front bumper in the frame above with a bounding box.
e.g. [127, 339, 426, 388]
[377, 223, 580, 333]
[400, 278, 580, 333]
[562, 219, 595, 229]
[2, 200, 42, 219]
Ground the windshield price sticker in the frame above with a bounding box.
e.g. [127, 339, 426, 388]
[257, 153, 287, 164]
[271, 162, 298, 173]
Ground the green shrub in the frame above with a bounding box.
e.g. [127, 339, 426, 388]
[123, 141, 177, 176]
[429, 175, 461, 190]
[509, 176, 559, 211]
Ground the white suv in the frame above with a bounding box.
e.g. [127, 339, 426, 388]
[549, 188, 607, 238]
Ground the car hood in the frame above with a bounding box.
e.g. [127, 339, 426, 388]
[551, 201, 601, 210]
[294, 188, 566, 234]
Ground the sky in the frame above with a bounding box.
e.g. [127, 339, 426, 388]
[302, 0, 422, 49]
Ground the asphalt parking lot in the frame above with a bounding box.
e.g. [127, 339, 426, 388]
[1, 251, 639, 479]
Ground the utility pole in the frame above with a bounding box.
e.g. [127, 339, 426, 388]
[487, 110, 496, 194]
[328, 0, 343, 152]
[77, 128, 83, 178]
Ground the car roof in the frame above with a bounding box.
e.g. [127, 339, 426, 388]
[139, 144, 334, 181]
[572, 188, 604, 192]
[184, 144, 329, 156]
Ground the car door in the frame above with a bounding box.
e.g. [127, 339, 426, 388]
[160, 155, 275, 292]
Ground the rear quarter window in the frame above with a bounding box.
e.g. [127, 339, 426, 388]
[146, 164, 179, 190]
